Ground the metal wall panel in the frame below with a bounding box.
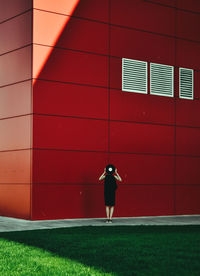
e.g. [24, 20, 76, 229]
[176, 97, 200, 127]
[110, 121, 175, 155]
[0, 150, 31, 184]
[176, 39, 200, 70]
[33, 115, 108, 152]
[176, 185, 200, 215]
[0, 116, 32, 151]
[0, 11, 32, 55]
[0, 0, 32, 22]
[110, 89, 175, 125]
[176, 156, 200, 185]
[177, 0, 200, 13]
[33, 0, 109, 22]
[110, 26, 175, 65]
[33, 45, 108, 87]
[0, 46, 32, 87]
[176, 126, 200, 156]
[0, 184, 30, 219]
[33, 80, 108, 120]
[109, 153, 175, 185]
[0, 81, 31, 119]
[110, 0, 175, 35]
[33, 150, 108, 185]
[177, 10, 200, 42]
[33, 9, 109, 55]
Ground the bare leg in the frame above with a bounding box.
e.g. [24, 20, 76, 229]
[109, 206, 114, 220]
[106, 206, 110, 220]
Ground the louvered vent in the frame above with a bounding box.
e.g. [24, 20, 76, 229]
[122, 58, 147, 94]
[179, 68, 193, 100]
[150, 63, 174, 97]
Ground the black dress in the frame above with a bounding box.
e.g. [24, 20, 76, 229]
[104, 174, 117, 206]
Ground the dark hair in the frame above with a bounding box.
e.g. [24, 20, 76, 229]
[106, 164, 116, 174]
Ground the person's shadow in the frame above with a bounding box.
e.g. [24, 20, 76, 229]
[81, 174, 105, 219]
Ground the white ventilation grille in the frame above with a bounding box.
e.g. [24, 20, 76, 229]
[179, 68, 193, 100]
[122, 58, 147, 94]
[150, 63, 174, 97]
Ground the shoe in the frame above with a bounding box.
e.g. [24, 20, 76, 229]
[106, 219, 109, 223]
[109, 219, 112, 223]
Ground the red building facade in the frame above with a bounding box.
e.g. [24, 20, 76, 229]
[0, 0, 200, 220]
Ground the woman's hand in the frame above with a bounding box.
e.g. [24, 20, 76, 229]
[99, 169, 106, 181]
[114, 168, 122, 182]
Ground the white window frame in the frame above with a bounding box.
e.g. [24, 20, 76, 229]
[122, 58, 148, 94]
[150, 62, 174, 97]
[179, 67, 194, 100]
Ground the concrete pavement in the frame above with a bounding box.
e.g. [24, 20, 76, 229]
[0, 215, 200, 232]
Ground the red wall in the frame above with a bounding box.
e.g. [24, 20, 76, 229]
[0, 0, 32, 219]
[30, 0, 200, 220]
[1, 0, 200, 220]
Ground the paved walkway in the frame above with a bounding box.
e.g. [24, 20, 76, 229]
[0, 215, 199, 232]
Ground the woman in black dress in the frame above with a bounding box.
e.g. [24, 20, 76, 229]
[99, 164, 122, 223]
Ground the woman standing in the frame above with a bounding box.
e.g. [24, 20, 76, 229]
[99, 164, 122, 223]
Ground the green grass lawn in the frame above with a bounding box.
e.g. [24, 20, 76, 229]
[0, 225, 200, 276]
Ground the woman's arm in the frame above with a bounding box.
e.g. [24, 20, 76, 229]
[114, 168, 122, 182]
[99, 168, 106, 181]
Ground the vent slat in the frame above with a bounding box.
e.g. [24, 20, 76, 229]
[123, 75, 147, 78]
[179, 68, 193, 100]
[122, 58, 147, 94]
[150, 63, 174, 97]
